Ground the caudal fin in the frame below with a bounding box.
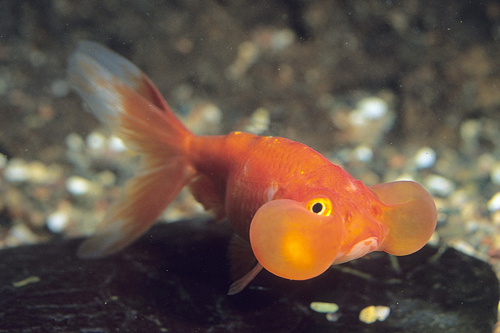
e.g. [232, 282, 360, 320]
[369, 181, 437, 256]
[68, 41, 197, 257]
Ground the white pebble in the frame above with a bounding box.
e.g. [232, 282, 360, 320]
[375, 306, 390, 321]
[393, 173, 415, 181]
[348, 109, 368, 126]
[424, 175, 456, 197]
[86, 131, 107, 151]
[245, 108, 270, 135]
[46, 211, 69, 233]
[488, 192, 500, 211]
[66, 176, 91, 196]
[200, 104, 222, 125]
[4, 159, 30, 182]
[491, 164, 500, 185]
[108, 136, 128, 153]
[352, 145, 373, 162]
[9, 224, 38, 244]
[414, 147, 436, 169]
[325, 312, 341, 322]
[271, 29, 295, 50]
[357, 97, 388, 120]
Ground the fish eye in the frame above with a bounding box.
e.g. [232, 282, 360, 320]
[305, 197, 332, 216]
[312, 202, 324, 214]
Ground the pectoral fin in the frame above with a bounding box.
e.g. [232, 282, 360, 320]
[227, 263, 263, 295]
[227, 234, 262, 295]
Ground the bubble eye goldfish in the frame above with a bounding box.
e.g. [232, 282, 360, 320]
[67, 41, 437, 295]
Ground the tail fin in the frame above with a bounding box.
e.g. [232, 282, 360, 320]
[369, 181, 437, 256]
[68, 41, 197, 257]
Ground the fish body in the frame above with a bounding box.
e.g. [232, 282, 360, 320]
[190, 133, 383, 259]
[67, 41, 437, 294]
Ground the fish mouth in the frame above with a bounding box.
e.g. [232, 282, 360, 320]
[333, 237, 380, 264]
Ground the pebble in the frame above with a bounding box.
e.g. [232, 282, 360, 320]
[491, 164, 500, 185]
[46, 210, 70, 233]
[331, 94, 395, 145]
[356, 97, 389, 120]
[460, 119, 481, 150]
[4, 158, 30, 182]
[7, 224, 38, 246]
[244, 108, 270, 135]
[66, 132, 86, 152]
[93, 170, 116, 187]
[86, 131, 107, 151]
[424, 174, 456, 197]
[427, 231, 440, 246]
[488, 192, 500, 212]
[351, 145, 373, 162]
[359, 305, 391, 324]
[310, 302, 339, 313]
[66, 176, 91, 196]
[392, 173, 415, 182]
[50, 79, 70, 97]
[12, 275, 40, 288]
[325, 311, 341, 322]
[226, 41, 259, 79]
[27, 161, 50, 184]
[270, 29, 295, 50]
[414, 147, 437, 169]
[108, 136, 128, 153]
[476, 153, 495, 176]
[182, 103, 222, 135]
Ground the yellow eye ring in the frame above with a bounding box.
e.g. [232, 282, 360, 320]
[305, 197, 333, 216]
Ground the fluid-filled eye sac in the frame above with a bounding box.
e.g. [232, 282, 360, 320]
[249, 199, 344, 280]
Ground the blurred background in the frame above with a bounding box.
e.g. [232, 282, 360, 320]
[1, 0, 500, 282]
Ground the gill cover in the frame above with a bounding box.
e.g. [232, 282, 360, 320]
[249, 199, 344, 280]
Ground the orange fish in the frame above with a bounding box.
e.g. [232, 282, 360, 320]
[67, 41, 437, 295]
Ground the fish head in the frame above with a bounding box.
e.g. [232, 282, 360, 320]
[249, 195, 344, 280]
[330, 180, 437, 264]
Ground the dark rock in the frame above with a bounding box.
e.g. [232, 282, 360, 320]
[0, 219, 497, 332]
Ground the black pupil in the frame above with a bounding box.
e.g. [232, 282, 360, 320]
[312, 202, 323, 214]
